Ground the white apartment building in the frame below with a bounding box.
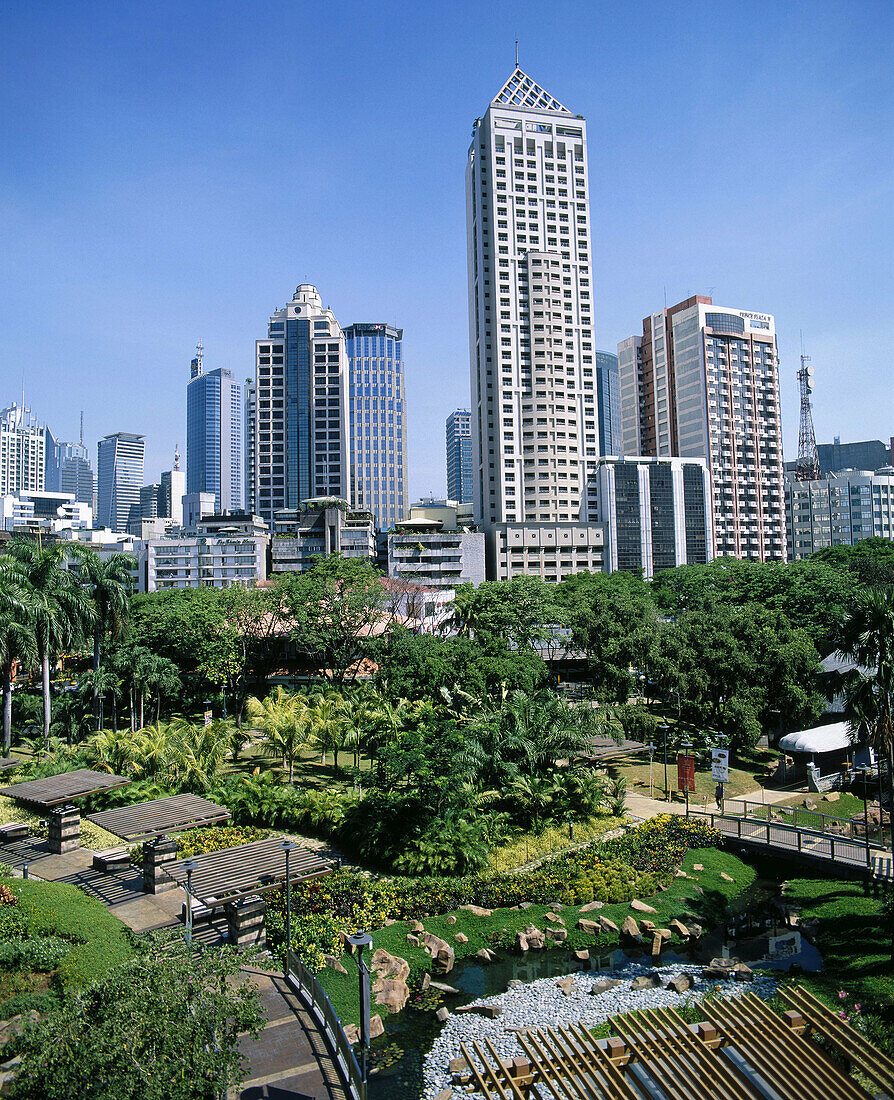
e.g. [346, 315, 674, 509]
[618, 296, 786, 562]
[252, 285, 350, 527]
[0, 405, 45, 495]
[787, 467, 894, 559]
[147, 533, 267, 591]
[467, 69, 599, 580]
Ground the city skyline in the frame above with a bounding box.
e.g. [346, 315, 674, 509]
[1, 1, 891, 499]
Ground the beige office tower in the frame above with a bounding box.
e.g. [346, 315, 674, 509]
[466, 69, 604, 580]
[618, 296, 786, 562]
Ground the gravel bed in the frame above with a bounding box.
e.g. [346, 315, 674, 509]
[422, 961, 778, 1099]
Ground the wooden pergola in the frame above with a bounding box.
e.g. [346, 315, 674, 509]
[165, 835, 335, 908]
[86, 794, 230, 841]
[457, 987, 894, 1100]
[0, 768, 130, 808]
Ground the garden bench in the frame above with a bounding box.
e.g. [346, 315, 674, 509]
[181, 896, 218, 925]
[0, 822, 28, 842]
[92, 848, 130, 873]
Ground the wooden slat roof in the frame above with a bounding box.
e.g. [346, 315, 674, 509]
[458, 989, 878, 1100]
[166, 835, 334, 907]
[0, 768, 130, 808]
[86, 794, 231, 841]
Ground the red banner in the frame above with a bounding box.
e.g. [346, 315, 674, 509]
[677, 754, 696, 793]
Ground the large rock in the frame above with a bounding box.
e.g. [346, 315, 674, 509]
[476, 947, 496, 964]
[420, 933, 455, 975]
[620, 916, 641, 939]
[546, 928, 568, 944]
[577, 918, 601, 935]
[370, 1014, 385, 1039]
[630, 899, 657, 914]
[667, 973, 695, 994]
[631, 974, 662, 991]
[374, 978, 410, 1013]
[720, 872, 734, 883]
[323, 954, 347, 975]
[545, 912, 565, 925]
[371, 949, 410, 983]
[436, 1006, 450, 1022]
[599, 916, 619, 935]
[702, 966, 732, 980]
[460, 904, 492, 917]
[579, 900, 604, 912]
[590, 978, 622, 995]
[732, 963, 753, 981]
[445, 915, 457, 925]
[430, 981, 460, 995]
[650, 934, 664, 959]
[454, 932, 468, 944]
[824, 791, 841, 803]
[669, 919, 690, 938]
[556, 976, 576, 995]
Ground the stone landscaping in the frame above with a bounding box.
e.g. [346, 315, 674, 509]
[421, 961, 778, 1099]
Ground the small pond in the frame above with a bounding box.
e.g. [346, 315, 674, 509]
[367, 875, 823, 1100]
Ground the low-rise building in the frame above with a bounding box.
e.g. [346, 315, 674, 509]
[147, 532, 267, 591]
[786, 467, 894, 560]
[270, 498, 376, 574]
[490, 522, 605, 582]
[388, 499, 485, 590]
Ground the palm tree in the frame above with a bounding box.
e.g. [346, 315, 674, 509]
[838, 586, 894, 839]
[443, 584, 478, 638]
[246, 688, 311, 782]
[80, 665, 122, 732]
[6, 540, 93, 742]
[143, 655, 181, 724]
[72, 548, 136, 729]
[309, 693, 347, 771]
[0, 558, 36, 755]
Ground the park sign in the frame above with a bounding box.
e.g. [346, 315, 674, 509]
[676, 754, 695, 794]
[711, 748, 730, 783]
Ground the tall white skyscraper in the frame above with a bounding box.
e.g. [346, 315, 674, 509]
[467, 69, 604, 580]
[252, 285, 350, 526]
[618, 296, 786, 562]
[186, 345, 243, 514]
[0, 404, 46, 494]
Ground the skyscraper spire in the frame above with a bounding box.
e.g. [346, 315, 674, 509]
[174, 443, 181, 471]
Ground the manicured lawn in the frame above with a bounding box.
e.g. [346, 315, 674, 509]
[316, 846, 755, 1025]
[0, 875, 136, 1015]
[605, 744, 780, 803]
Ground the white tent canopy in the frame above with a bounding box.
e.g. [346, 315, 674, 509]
[779, 722, 853, 756]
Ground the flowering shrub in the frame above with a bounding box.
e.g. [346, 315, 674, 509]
[176, 826, 269, 858]
[0, 883, 17, 906]
[602, 815, 721, 878]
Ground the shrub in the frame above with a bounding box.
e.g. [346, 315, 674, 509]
[176, 826, 269, 859]
[603, 814, 721, 877]
[0, 937, 74, 972]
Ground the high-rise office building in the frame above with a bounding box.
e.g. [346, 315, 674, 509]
[446, 409, 473, 504]
[186, 345, 243, 514]
[786, 466, 894, 559]
[0, 404, 46, 494]
[97, 432, 145, 532]
[244, 379, 256, 515]
[467, 69, 603, 579]
[783, 437, 894, 479]
[251, 285, 350, 526]
[344, 322, 407, 530]
[595, 351, 621, 456]
[57, 442, 94, 506]
[618, 296, 786, 562]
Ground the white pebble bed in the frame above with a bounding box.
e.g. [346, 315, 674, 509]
[421, 962, 778, 1099]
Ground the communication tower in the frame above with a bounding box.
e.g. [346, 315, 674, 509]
[795, 353, 821, 481]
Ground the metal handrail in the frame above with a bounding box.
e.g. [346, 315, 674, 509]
[285, 949, 364, 1100]
[690, 799, 886, 850]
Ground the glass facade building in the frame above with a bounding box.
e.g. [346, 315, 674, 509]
[446, 409, 473, 505]
[594, 351, 621, 457]
[186, 356, 243, 514]
[344, 323, 406, 531]
[97, 432, 145, 532]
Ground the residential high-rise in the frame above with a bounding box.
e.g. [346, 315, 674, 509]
[0, 404, 46, 494]
[344, 322, 407, 530]
[446, 409, 473, 504]
[244, 379, 256, 515]
[594, 351, 621, 457]
[251, 285, 350, 526]
[467, 69, 604, 579]
[618, 296, 786, 562]
[186, 344, 243, 513]
[97, 433, 145, 532]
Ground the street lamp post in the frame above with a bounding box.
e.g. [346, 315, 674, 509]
[659, 723, 670, 801]
[346, 931, 374, 1099]
[281, 840, 298, 975]
[681, 738, 693, 818]
[182, 858, 197, 949]
[856, 765, 871, 872]
[646, 743, 655, 799]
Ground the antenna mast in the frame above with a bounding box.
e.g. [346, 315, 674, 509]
[795, 351, 821, 481]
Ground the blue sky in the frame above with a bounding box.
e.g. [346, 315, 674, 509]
[1, 0, 891, 496]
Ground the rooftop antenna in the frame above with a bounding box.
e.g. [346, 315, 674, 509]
[515, 38, 519, 68]
[79, 410, 84, 446]
[173, 444, 181, 471]
[191, 339, 204, 379]
[795, 344, 821, 482]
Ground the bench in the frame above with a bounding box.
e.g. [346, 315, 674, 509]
[181, 896, 218, 926]
[0, 822, 28, 843]
[92, 848, 130, 873]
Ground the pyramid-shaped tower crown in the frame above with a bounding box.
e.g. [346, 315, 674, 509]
[490, 68, 570, 114]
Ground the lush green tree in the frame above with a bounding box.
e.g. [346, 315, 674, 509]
[7, 936, 265, 1100]
[0, 557, 36, 754]
[448, 576, 568, 650]
[6, 540, 93, 741]
[812, 538, 894, 589]
[72, 547, 136, 728]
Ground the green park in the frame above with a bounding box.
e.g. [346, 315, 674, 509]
[0, 536, 893, 1098]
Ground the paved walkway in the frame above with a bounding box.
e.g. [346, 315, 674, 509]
[0, 836, 348, 1100]
[625, 783, 807, 821]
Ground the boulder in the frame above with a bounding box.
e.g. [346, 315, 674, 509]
[545, 912, 565, 925]
[519, 901, 534, 910]
[599, 916, 619, 935]
[409, 920, 424, 932]
[449, 1055, 469, 1073]
[344, 1024, 359, 1044]
[620, 916, 641, 939]
[640, 919, 655, 931]
[669, 919, 690, 938]
[420, 933, 455, 975]
[631, 974, 662, 991]
[574, 949, 590, 964]
[650, 934, 664, 959]
[436, 1006, 450, 1022]
[374, 978, 410, 1013]
[691, 885, 705, 896]
[702, 966, 732, 980]
[370, 1014, 385, 1039]
[456, 1003, 502, 1018]
[732, 963, 753, 982]
[803, 798, 817, 810]
[476, 948, 496, 964]
[546, 928, 568, 944]
[0, 1012, 40, 1046]
[430, 981, 460, 995]
[454, 932, 468, 944]
[630, 899, 657, 914]
[692, 863, 704, 872]
[579, 900, 604, 912]
[590, 978, 622, 995]
[824, 791, 841, 803]
[460, 904, 493, 917]
[406, 934, 420, 946]
[371, 949, 410, 983]
[720, 872, 734, 883]
[674, 869, 690, 879]
[577, 918, 601, 935]
[667, 973, 695, 994]
[556, 976, 576, 995]
[445, 914, 457, 925]
[525, 930, 546, 950]
[654, 928, 672, 940]
[547, 901, 565, 910]
[323, 954, 347, 975]
[421, 972, 431, 990]
[507, 979, 524, 989]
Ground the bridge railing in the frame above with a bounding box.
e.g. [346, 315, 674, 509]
[285, 949, 364, 1100]
[689, 809, 874, 868]
[716, 798, 887, 850]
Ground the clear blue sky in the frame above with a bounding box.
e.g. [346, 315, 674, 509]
[1, 0, 891, 496]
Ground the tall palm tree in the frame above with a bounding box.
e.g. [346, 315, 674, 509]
[6, 540, 93, 742]
[838, 586, 894, 838]
[72, 548, 136, 728]
[80, 665, 122, 732]
[246, 687, 311, 782]
[0, 558, 36, 755]
[309, 692, 347, 771]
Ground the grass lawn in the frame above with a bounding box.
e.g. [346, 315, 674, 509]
[0, 875, 136, 1016]
[605, 744, 780, 804]
[488, 816, 629, 873]
[316, 846, 755, 1025]
[739, 791, 867, 824]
